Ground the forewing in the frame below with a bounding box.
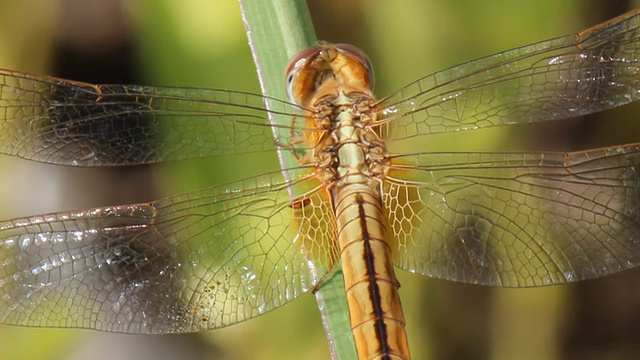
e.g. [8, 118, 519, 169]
[0, 69, 303, 166]
[379, 9, 640, 141]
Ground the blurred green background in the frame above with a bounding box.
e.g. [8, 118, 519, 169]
[2, 0, 640, 359]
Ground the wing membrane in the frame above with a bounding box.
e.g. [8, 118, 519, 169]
[384, 144, 640, 287]
[0, 69, 305, 166]
[379, 9, 640, 141]
[0, 169, 335, 333]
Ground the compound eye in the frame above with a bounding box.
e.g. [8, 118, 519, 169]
[334, 43, 375, 91]
[284, 46, 322, 104]
[284, 43, 375, 105]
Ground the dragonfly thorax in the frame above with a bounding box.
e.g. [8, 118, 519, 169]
[309, 91, 388, 192]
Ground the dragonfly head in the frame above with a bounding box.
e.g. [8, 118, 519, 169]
[285, 43, 375, 107]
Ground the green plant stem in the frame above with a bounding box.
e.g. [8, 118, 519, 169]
[239, 1, 357, 359]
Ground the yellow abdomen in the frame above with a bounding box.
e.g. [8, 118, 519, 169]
[334, 183, 410, 360]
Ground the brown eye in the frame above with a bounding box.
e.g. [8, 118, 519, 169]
[333, 43, 375, 91]
[284, 46, 323, 103]
[284, 43, 376, 105]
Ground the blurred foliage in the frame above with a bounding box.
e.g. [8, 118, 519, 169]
[1, 0, 640, 359]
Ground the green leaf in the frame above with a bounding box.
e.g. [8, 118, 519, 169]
[238, 1, 357, 359]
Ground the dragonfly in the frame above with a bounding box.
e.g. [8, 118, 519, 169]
[2, 8, 640, 360]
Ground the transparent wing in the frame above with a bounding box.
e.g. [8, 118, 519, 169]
[0, 69, 305, 166]
[0, 169, 337, 333]
[383, 144, 640, 287]
[379, 9, 640, 141]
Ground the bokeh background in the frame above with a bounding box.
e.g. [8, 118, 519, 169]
[1, 0, 640, 359]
